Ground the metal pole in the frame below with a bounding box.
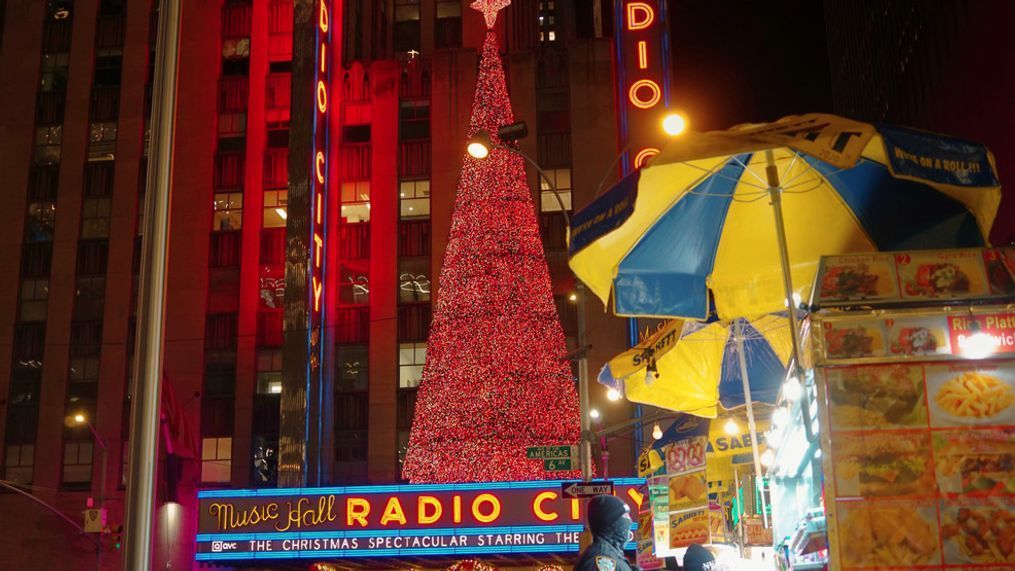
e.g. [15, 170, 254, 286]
[88, 423, 108, 571]
[734, 319, 769, 528]
[577, 283, 593, 481]
[764, 150, 803, 368]
[124, 0, 181, 569]
[499, 144, 592, 479]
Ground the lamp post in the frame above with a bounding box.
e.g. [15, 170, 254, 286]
[467, 114, 688, 480]
[467, 125, 594, 479]
[72, 413, 107, 571]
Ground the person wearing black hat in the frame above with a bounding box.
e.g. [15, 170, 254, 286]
[575, 495, 634, 571]
[681, 543, 717, 571]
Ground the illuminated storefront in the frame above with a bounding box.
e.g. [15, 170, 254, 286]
[195, 479, 644, 562]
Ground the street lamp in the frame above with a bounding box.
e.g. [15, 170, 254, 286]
[467, 121, 594, 480]
[70, 412, 108, 571]
[593, 111, 690, 197]
[70, 413, 108, 502]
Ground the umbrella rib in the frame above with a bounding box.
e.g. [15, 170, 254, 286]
[680, 159, 769, 192]
[730, 154, 769, 188]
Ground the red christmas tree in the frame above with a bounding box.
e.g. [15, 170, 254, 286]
[401, 0, 580, 483]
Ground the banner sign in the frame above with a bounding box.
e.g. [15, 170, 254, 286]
[195, 479, 644, 562]
[879, 123, 999, 188]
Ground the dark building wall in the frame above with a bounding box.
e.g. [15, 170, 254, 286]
[824, 0, 1015, 244]
[0, 1, 633, 569]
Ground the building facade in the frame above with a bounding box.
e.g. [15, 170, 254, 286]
[0, 0, 644, 568]
[823, 0, 1015, 245]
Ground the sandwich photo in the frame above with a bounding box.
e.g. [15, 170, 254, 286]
[935, 432, 1015, 496]
[827, 365, 927, 428]
[834, 433, 935, 497]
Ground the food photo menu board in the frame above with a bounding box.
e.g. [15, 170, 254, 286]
[816, 247, 1015, 307]
[815, 310, 1015, 365]
[820, 359, 1015, 569]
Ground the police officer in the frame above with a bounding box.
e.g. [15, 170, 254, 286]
[575, 495, 634, 571]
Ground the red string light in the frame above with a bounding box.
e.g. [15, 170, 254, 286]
[401, 28, 580, 483]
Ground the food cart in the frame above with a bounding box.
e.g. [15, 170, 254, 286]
[795, 247, 1015, 570]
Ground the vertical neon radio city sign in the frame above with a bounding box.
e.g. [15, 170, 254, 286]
[614, 0, 672, 170]
[310, 0, 331, 377]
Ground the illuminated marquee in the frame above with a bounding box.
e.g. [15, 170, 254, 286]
[310, 0, 330, 378]
[195, 479, 644, 561]
[614, 0, 671, 169]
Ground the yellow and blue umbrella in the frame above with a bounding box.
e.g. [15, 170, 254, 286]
[599, 315, 793, 417]
[569, 114, 1002, 321]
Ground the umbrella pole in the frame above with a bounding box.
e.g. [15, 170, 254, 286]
[764, 149, 804, 367]
[734, 319, 770, 529]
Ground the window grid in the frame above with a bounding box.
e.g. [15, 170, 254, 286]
[398, 342, 426, 388]
[201, 436, 232, 483]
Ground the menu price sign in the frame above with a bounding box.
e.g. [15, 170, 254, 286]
[821, 359, 1015, 570]
[816, 247, 1015, 307]
[816, 310, 1015, 365]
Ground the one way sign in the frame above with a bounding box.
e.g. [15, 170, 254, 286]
[561, 481, 614, 499]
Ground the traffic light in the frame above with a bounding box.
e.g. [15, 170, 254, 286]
[105, 523, 123, 550]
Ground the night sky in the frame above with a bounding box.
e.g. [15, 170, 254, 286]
[667, 0, 832, 131]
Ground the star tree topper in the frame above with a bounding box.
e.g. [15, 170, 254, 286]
[471, 0, 510, 29]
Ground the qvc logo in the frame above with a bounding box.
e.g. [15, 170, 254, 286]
[211, 541, 238, 552]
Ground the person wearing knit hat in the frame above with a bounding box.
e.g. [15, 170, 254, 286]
[681, 543, 717, 571]
[575, 495, 634, 571]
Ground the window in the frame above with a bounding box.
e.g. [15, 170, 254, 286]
[265, 73, 291, 120]
[399, 100, 430, 141]
[335, 345, 368, 392]
[4, 444, 34, 485]
[435, 0, 462, 48]
[214, 153, 245, 190]
[263, 189, 287, 228]
[393, 0, 421, 53]
[398, 258, 431, 303]
[256, 350, 283, 395]
[21, 243, 53, 278]
[259, 265, 285, 309]
[263, 150, 288, 189]
[34, 124, 62, 164]
[256, 311, 283, 347]
[398, 303, 431, 341]
[339, 263, 370, 305]
[81, 198, 112, 238]
[398, 342, 426, 388]
[205, 314, 238, 350]
[201, 436, 232, 483]
[19, 279, 49, 322]
[539, 0, 558, 42]
[340, 181, 370, 223]
[73, 275, 106, 322]
[84, 162, 114, 197]
[539, 167, 572, 212]
[398, 219, 431, 257]
[26, 201, 56, 242]
[40, 53, 70, 92]
[62, 440, 93, 485]
[399, 141, 431, 178]
[334, 392, 367, 463]
[336, 307, 369, 344]
[89, 122, 118, 157]
[338, 223, 370, 260]
[68, 356, 100, 403]
[213, 193, 243, 231]
[399, 179, 430, 219]
[268, 0, 294, 60]
[77, 240, 109, 276]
